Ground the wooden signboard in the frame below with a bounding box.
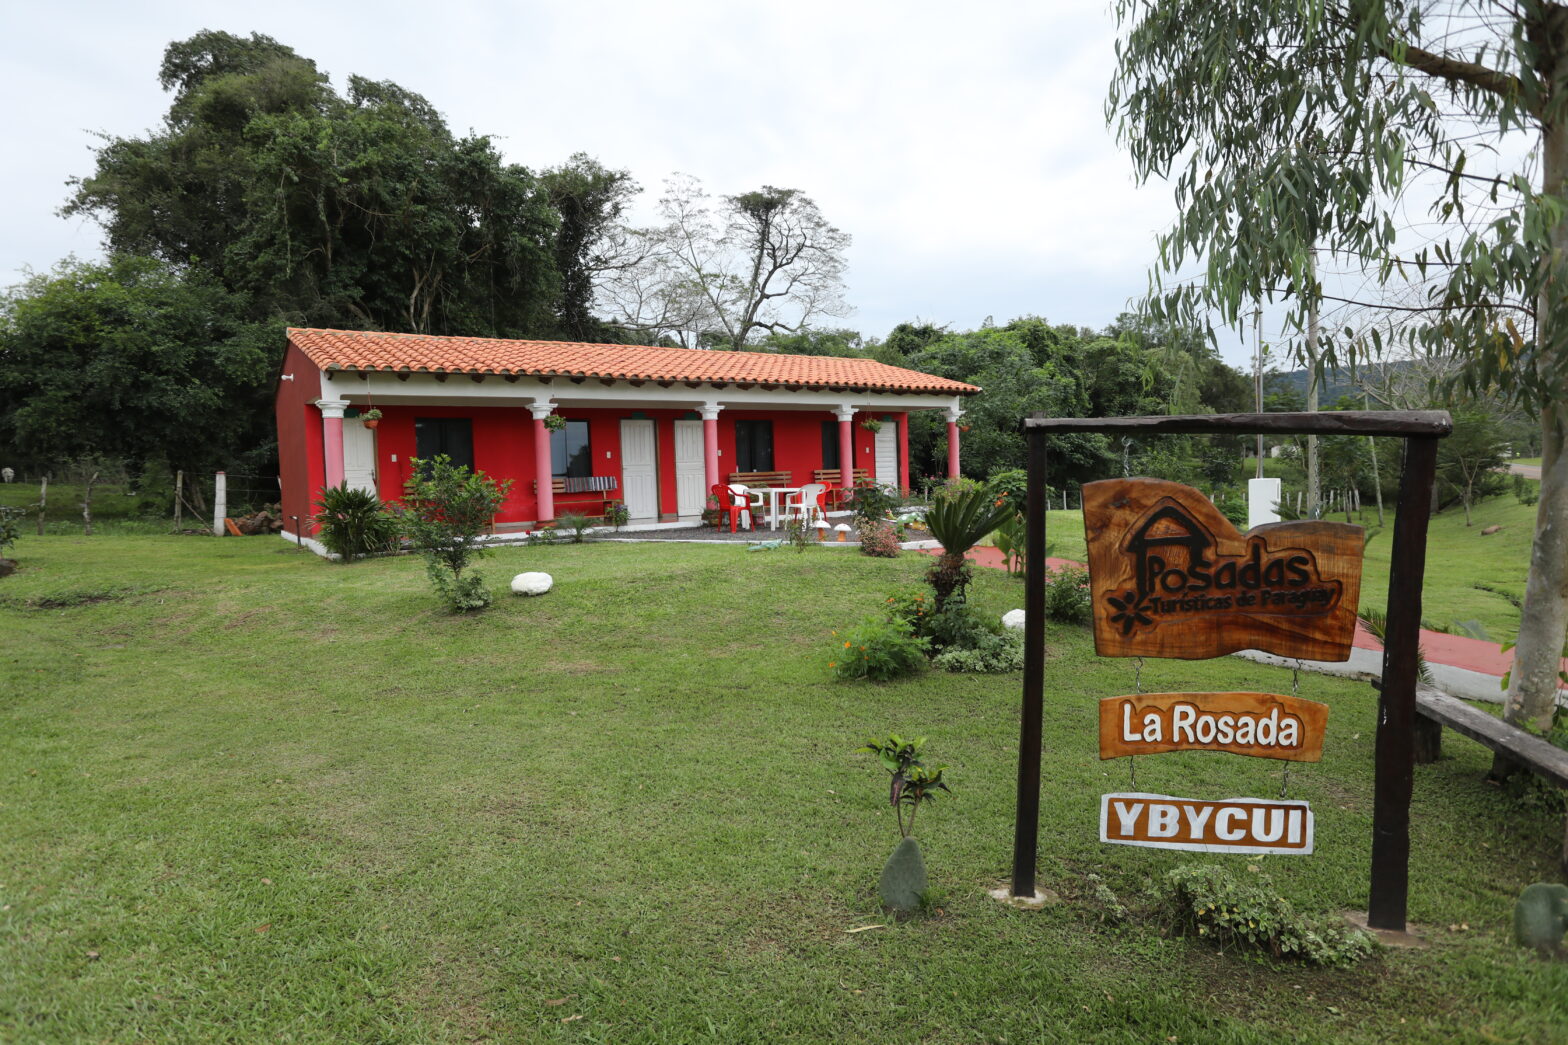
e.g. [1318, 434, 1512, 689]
[1082, 478, 1363, 662]
[1099, 792, 1314, 855]
[1099, 691, 1328, 762]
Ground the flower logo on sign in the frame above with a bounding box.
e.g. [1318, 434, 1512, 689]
[1106, 589, 1154, 635]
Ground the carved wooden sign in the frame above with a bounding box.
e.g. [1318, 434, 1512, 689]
[1099, 691, 1329, 762]
[1082, 479, 1364, 662]
[1099, 793, 1315, 855]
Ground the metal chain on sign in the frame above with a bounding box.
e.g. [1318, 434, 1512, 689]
[1281, 661, 1302, 799]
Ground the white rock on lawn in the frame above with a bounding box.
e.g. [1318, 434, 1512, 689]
[1002, 609, 1026, 631]
[511, 572, 553, 596]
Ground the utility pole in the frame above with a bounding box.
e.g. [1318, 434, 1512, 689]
[1254, 307, 1265, 476]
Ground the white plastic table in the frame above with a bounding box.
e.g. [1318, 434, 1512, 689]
[756, 486, 802, 530]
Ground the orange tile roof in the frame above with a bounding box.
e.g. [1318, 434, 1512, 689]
[286, 328, 979, 396]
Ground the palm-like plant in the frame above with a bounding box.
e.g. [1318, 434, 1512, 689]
[924, 486, 1014, 611]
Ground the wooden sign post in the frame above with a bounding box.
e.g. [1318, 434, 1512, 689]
[1012, 411, 1450, 933]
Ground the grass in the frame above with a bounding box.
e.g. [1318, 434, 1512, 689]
[1512, 457, 1542, 468]
[2, 534, 1565, 1043]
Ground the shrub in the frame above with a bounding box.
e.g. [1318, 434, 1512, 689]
[603, 500, 631, 529]
[848, 482, 901, 527]
[922, 600, 998, 653]
[858, 520, 901, 557]
[398, 455, 511, 612]
[555, 513, 593, 543]
[312, 483, 401, 563]
[1213, 490, 1248, 529]
[1514, 473, 1540, 506]
[1149, 864, 1375, 967]
[830, 617, 927, 682]
[855, 734, 951, 838]
[932, 630, 1024, 673]
[986, 469, 1029, 515]
[785, 515, 812, 552]
[883, 587, 934, 632]
[1043, 566, 1092, 624]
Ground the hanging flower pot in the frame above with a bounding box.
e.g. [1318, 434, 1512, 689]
[861, 418, 883, 433]
[361, 408, 382, 430]
[542, 413, 567, 432]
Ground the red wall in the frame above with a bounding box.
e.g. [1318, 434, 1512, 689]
[273, 344, 324, 536]
[278, 393, 912, 529]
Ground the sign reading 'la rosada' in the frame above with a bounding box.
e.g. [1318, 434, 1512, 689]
[1082, 479, 1364, 662]
[1098, 691, 1329, 762]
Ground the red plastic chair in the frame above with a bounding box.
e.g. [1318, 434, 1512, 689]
[711, 484, 753, 533]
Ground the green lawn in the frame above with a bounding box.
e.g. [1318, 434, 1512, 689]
[2, 535, 1564, 1043]
[1512, 457, 1542, 468]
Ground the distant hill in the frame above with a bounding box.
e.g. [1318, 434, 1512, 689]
[1263, 360, 1421, 407]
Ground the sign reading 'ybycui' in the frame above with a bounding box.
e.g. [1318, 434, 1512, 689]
[1098, 691, 1329, 762]
[1098, 793, 1315, 855]
[1082, 479, 1364, 662]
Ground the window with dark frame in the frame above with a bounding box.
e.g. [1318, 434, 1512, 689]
[734, 420, 774, 472]
[551, 420, 592, 478]
[413, 417, 475, 472]
[820, 420, 840, 471]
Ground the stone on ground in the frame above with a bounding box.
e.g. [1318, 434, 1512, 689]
[879, 836, 928, 912]
[510, 572, 553, 596]
[1002, 609, 1026, 631]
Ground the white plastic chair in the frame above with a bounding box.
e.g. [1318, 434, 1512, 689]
[784, 483, 828, 526]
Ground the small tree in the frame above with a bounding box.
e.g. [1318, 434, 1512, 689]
[1438, 409, 1508, 526]
[923, 486, 1014, 612]
[399, 456, 511, 611]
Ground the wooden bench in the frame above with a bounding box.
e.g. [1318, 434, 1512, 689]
[812, 468, 872, 507]
[1414, 684, 1568, 872]
[531, 478, 619, 516]
[727, 471, 793, 488]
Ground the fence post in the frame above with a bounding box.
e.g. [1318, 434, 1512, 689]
[174, 470, 183, 532]
[213, 471, 227, 536]
[36, 476, 47, 536]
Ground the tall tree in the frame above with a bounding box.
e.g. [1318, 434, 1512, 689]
[65, 30, 563, 338]
[1109, 0, 1568, 732]
[599, 175, 851, 350]
[0, 256, 274, 476]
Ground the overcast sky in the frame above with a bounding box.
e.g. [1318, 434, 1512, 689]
[1, 1, 1256, 367]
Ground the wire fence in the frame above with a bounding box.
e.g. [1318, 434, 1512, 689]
[0, 463, 282, 537]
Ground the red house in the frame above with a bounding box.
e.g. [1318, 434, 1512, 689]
[275, 328, 980, 540]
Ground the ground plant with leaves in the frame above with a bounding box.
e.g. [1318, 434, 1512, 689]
[1149, 864, 1374, 968]
[312, 484, 400, 563]
[828, 618, 926, 682]
[856, 734, 951, 839]
[398, 455, 511, 612]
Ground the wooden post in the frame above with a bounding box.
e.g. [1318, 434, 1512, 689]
[1012, 430, 1048, 897]
[1368, 436, 1440, 932]
[174, 470, 183, 532]
[36, 476, 47, 536]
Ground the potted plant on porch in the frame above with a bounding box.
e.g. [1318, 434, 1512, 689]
[861, 417, 883, 433]
[360, 408, 383, 430]
[542, 413, 567, 432]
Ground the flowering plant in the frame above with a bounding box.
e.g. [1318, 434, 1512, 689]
[542, 413, 567, 432]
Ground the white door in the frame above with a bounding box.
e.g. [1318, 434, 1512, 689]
[620, 419, 659, 521]
[343, 419, 377, 494]
[874, 423, 898, 489]
[673, 419, 705, 518]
